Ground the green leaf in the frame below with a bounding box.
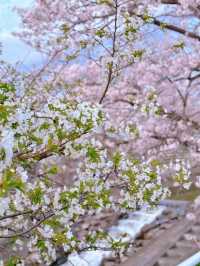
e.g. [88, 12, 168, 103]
[0, 82, 15, 93]
[173, 41, 185, 49]
[112, 152, 122, 168]
[6, 257, 20, 266]
[95, 29, 106, 38]
[37, 240, 46, 251]
[28, 187, 43, 205]
[39, 122, 50, 131]
[131, 49, 145, 59]
[86, 146, 100, 163]
[0, 147, 6, 161]
[53, 232, 68, 245]
[155, 106, 165, 116]
[0, 104, 13, 123]
[142, 12, 153, 23]
[30, 133, 43, 145]
[44, 218, 61, 229]
[48, 165, 58, 175]
[47, 138, 60, 153]
[0, 170, 25, 196]
[60, 24, 70, 34]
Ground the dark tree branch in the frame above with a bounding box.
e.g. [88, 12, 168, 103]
[99, 0, 119, 104]
[152, 17, 200, 42]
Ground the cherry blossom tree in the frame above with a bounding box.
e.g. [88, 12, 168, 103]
[15, 0, 200, 168]
[0, 70, 172, 265]
[0, 0, 199, 265]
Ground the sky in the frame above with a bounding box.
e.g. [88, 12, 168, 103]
[0, 0, 44, 70]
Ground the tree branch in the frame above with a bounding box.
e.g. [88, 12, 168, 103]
[99, 0, 119, 104]
[153, 17, 200, 42]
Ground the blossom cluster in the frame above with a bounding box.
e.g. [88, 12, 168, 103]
[0, 0, 199, 264]
[0, 80, 175, 265]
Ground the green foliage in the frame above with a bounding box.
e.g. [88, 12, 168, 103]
[173, 41, 185, 49]
[112, 151, 122, 168]
[60, 24, 70, 34]
[142, 12, 153, 23]
[28, 187, 44, 205]
[5, 257, 22, 266]
[131, 49, 145, 59]
[86, 146, 101, 163]
[0, 170, 25, 196]
[96, 29, 106, 38]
